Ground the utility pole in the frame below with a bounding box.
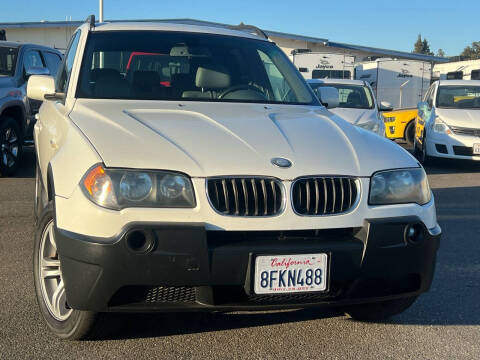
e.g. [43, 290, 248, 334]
[99, 0, 104, 22]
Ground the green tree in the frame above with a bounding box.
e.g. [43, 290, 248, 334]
[436, 48, 446, 57]
[422, 39, 434, 56]
[413, 34, 424, 53]
[413, 34, 434, 55]
[460, 41, 480, 60]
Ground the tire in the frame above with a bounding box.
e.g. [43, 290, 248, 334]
[344, 296, 418, 322]
[414, 130, 431, 166]
[404, 121, 415, 147]
[33, 202, 104, 340]
[0, 116, 23, 177]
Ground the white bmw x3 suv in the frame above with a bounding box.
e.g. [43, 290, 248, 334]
[28, 18, 440, 340]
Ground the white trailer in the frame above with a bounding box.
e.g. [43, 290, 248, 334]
[355, 59, 432, 109]
[432, 59, 480, 80]
[290, 51, 355, 80]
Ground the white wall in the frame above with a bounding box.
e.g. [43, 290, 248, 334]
[4, 26, 77, 51]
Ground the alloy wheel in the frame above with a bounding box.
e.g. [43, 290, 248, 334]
[38, 220, 73, 321]
[1, 126, 19, 168]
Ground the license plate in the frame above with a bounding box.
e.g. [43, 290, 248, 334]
[474, 143, 480, 155]
[253, 253, 328, 294]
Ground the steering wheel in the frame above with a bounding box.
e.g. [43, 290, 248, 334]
[218, 84, 267, 99]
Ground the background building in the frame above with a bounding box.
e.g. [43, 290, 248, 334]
[1, 18, 447, 64]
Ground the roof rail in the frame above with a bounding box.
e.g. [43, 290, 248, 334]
[85, 14, 95, 30]
[228, 23, 268, 40]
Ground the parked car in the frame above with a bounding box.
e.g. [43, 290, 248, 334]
[414, 80, 480, 164]
[308, 79, 387, 136]
[0, 41, 62, 176]
[28, 19, 440, 340]
[356, 59, 432, 145]
[382, 108, 418, 145]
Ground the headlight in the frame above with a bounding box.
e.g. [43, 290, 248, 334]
[369, 168, 431, 205]
[81, 164, 195, 210]
[383, 116, 396, 123]
[432, 116, 452, 135]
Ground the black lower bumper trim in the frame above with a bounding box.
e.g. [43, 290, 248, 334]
[55, 217, 440, 312]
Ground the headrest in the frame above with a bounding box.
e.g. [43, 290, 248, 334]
[347, 92, 361, 102]
[195, 65, 230, 89]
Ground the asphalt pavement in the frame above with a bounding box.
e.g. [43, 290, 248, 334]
[1, 145, 479, 360]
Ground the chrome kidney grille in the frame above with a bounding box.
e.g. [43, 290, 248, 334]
[292, 177, 358, 215]
[207, 177, 284, 216]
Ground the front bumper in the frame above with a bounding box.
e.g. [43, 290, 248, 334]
[426, 131, 480, 160]
[56, 217, 440, 312]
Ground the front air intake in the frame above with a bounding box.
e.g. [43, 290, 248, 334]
[207, 177, 284, 216]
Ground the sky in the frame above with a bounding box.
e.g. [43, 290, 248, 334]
[0, 0, 478, 56]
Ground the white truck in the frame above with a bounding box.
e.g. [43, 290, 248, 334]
[355, 59, 432, 109]
[432, 59, 480, 81]
[290, 51, 355, 80]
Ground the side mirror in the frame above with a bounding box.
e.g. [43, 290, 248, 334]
[417, 101, 429, 118]
[25, 67, 50, 78]
[418, 101, 427, 109]
[378, 101, 393, 111]
[318, 87, 339, 109]
[27, 75, 57, 101]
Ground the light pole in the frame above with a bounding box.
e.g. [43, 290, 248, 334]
[99, 0, 104, 22]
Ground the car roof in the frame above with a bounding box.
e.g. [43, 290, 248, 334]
[0, 40, 61, 53]
[307, 79, 367, 86]
[0, 41, 22, 48]
[437, 80, 480, 86]
[88, 22, 268, 42]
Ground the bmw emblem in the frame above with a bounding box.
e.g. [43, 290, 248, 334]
[271, 157, 292, 168]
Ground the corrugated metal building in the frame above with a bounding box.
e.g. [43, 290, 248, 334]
[0, 18, 447, 63]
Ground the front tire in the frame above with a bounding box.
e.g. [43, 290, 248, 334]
[33, 203, 100, 340]
[344, 296, 418, 321]
[0, 116, 23, 177]
[415, 130, 431, 166]
[404, 121, 415, 147]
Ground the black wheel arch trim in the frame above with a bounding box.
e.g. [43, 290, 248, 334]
[0, 100, 27, 134]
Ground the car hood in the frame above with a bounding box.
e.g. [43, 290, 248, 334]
[70, 99, 417, 178]
[329, 107, 376, 126]
[436, 108, 480, 128]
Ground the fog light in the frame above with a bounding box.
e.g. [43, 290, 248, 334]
[405, 224, 424, 244]
[126, 230, 155, 253]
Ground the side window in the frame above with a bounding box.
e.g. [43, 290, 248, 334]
[471, 70, 480, 80]
[446, 71, 463, 80]
[43, 52, 62, 76]
[23, 50, 44, 73]
[56, 31, 81, 94]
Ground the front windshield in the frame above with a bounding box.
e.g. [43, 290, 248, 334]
[437, 85, 480, 109]
[310, 83, 374, 109]
[77, 31, 316, 105]
[0, 46, 18, 77]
